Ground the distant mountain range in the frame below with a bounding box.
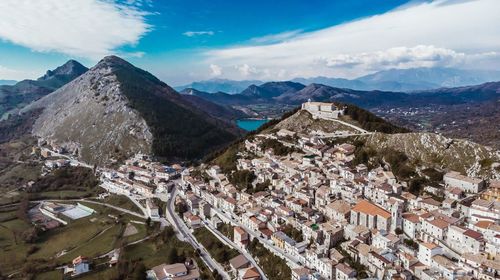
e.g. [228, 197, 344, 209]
[0, 60, 88, 118]
[175, 78, 262, 94]
[179, 67, 500, 93]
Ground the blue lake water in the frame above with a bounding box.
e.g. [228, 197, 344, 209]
[236, 119, 269, 131]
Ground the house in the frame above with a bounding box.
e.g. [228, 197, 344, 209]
[420, 218, 450, 243]
[234, 226, 250, 248]
[239, 267, 261, 280]
[402, 213, 420, 239]
[447, 225, 484, 254]
[229, 254, 251, 275]
[68, 256, 90, 276]
[417, 243, 442, 266]
[444, 171, 485, 193]
[291, 267, 312, 280]
[335, 263, 356, 280]
[150, 262, 201, 280]
[146, 199, 160, 220]
[325, 200, 351, 222]
[350, 200, 391, 231]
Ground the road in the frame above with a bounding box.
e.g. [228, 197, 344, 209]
[204, 222, 268, 280]
[165, 188, 230, 280]
[210, 207, 301, 268]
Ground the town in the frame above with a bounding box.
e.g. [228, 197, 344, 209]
[18, 102, 500, 280]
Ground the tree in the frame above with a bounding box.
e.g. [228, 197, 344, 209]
[166, 247, 180, 264]
[132, 262, 147, 280]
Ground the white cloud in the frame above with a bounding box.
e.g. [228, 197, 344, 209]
[204, 0, 500, 80]
[0, 0, 151, 59]
[249, 30, 303, 44]
[183, 31, 215, 37]
[0, 65, 32, 80]
[320, 45, 466, 70]
[209, 64, 222, 76]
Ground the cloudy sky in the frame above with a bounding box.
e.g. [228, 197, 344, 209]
[0, 0, 499, 85]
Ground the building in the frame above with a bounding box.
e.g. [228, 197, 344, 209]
[150, 262, 201, 280]
[350, 200, 391, 231]
[234, 226, 250, 248]
[71, 256, 90, 276]
[325, 200, 351, 222]
[335, 263, 356, 280]
[417, 243, 442, 266]
[229, 254, 251, 275]
[444, 171, 485, 193]
[291, 267, 312, 280]
[301, 101, 344, 120]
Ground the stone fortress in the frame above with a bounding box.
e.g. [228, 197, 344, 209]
[301, 99, 345, 120]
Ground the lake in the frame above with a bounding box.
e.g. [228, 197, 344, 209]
[236, 119, 270, 131]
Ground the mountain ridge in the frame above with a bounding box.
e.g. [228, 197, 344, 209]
[22, 55, 241, 165]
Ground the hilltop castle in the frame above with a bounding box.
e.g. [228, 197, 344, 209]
[301, 100, 345, 120]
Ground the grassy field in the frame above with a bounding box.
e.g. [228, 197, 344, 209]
[93, 194, 142, 214]
[0, 201, 148, 277]
[0, 218, 32, 272]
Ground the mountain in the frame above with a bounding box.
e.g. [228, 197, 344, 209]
[0, 80, 17, 86]
[357, 67, 500, 90]
[175, 78, 262, 94]
[180, 88, 255, 105]
[22, 56, 241, 165]
[241, 81, 305, 100]
[292, 77, 370, 90]
[180, 94, 249, 120]
[0, 60, 88, 118]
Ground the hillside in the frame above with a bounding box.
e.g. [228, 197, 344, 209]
[364, 132, 500, 179]
[22, 56, 241, 165]
[0, 60, 88, 118]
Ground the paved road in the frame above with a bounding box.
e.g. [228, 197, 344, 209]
[204, 222, 268, 280]
[210, 207, 301, 267]
[165, 188, 230, 280]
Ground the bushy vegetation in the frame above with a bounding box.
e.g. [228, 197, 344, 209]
[259, 138, 295, 156]
[113, 63, 238, 161]
[28, 166, 98, 193]
[193, 227, 239, 265]
[229, 169, 256, 191]
[248, 238, 291, 280]
[343, 104, 410, 134]
[282, 224, 303, 242]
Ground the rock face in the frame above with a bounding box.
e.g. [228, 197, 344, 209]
[25, 58, 152, 165]
[365, 132, 500, 178]
[23, 56, 241, 166]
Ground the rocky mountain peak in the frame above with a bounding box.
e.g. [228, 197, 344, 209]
[38, 60, 88, 81]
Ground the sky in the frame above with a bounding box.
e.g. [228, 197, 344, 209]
[0, 0, 499, 85]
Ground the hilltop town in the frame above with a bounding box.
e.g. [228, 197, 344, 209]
[6, 101, 497, 280]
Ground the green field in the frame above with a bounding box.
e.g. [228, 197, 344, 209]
[92, 194, 143, 214]
[193, 227, 239, 266]
[0, 201, 148, 278]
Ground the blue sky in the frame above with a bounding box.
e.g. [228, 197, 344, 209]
[1, 0, 499, 85]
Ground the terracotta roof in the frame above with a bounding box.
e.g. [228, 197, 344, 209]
[421, 242, 439, 250]
[463, 229, 483, 240]
[234, 226, 246, 235]
[242, 267, 261, 279]
[402, 213, 419, 224]
[352, 200, 391, 219]
[427, 218, 450, 229]
[475, 220, 494, 229]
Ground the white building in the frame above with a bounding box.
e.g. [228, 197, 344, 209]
[301, 101, 344, 120]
